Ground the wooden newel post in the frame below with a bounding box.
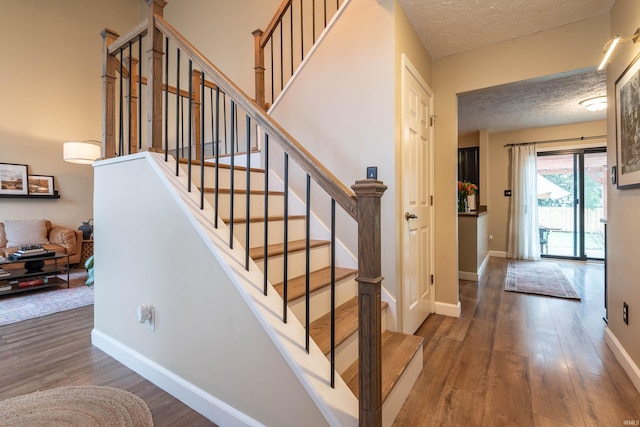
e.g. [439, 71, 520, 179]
[252, 29, 265, 110]
[145, 0, 167, 152]
[352, 179, 387, 427]
[101, 28, 119, 160]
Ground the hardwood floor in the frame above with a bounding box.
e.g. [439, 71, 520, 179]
[2, 258, 638, 426]
[394, 257, 640, 427]
[0, 305, 215, 426]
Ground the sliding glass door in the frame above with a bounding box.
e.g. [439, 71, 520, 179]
[537, 148, 606, 260]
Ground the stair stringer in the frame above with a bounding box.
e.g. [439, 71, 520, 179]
[91, 152, 357, 427]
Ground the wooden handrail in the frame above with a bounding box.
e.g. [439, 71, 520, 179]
[259, 0, 293, 48]
[107, 20, 148, 55]
[155, 15, 358, 220]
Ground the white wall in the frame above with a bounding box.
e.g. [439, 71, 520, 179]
[93, 153, 356, 426]
[269, 0, 397, 294]
[0, 0, 140, 229]
[433, 14, 610, 305]
[606, 0, 640, 380]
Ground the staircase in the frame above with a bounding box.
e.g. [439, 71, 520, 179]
[98, 1, 424, 425]
[181, 158, 423, 426]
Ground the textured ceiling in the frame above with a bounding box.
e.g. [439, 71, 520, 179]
[396, 0, 614, 135]
[398, 0, 615, 59]
[458, 69, 608, 134]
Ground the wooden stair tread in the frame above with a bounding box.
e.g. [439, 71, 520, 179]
[178, 157, 264, 173]
[249, 239, 329, 260]
[273, 266, 357, 302]
[309, 297, 389, 355]
[342, 331, 423, 403]
[221, 215, 305, 224]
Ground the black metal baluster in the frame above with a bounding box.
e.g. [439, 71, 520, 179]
[330, 197, 336, 388]
[283, 152, 289, 323]
[245, 115, 251, 271]
[313, 0, 317, 43]
[138, 35, 143, 151]
[175, 48, 181, 176]
[119, 49, 124, 156]
[214, 87, 220, 228]
[187, 59, 193, 192]
[290, 3, 294, 77]
[263, 134, 269, 296]
[223, 93, 228, 154]
[280, 23, 284, 92]
[324, 0, 327, 27]
[300, 0, 304, 62]
[229, 100, 235, 249]
[270, 40, 275, 105]
[305, 173, 311, 353]
[127, 41, 132, 154]
[164, 37, 169, 161]
[200, 71, 205, 209]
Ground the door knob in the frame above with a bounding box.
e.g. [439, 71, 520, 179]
[405, 212, 418, 220]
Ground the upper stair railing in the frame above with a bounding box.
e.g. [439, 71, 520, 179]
[253, 0, 345, 110]
[101, 1, 383, 425]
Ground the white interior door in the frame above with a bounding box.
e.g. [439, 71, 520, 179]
[401, 55, 434, 334]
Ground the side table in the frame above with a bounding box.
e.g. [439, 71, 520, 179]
[80, 240, 94, 265]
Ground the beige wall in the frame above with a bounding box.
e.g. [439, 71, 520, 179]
[487, 121, 607, 253]
[0, 0, 139, 230]
[432, 14, 610, 305]
[607, 0, 640, 374]
[394, 1, 433, 323]
[458, 132, 479, 148]
[162, 0, 282, 96]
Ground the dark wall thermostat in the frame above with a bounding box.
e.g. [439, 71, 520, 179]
[504, 189, 512, 197]
[367, 166, 378, 180]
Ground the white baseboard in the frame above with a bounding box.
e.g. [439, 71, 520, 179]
[91, 329, 263, 427]
[489, 251, 507, 258]
[458, 271, 478, 281]
[435, 301, 461, 318]
[604, 328, 640, 394]
[478, 252, 490, 278]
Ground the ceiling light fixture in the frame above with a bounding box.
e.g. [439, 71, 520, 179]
[63, 140, 102, 164]
[579, 96, 608, 112]
[598, 29, 640, 70]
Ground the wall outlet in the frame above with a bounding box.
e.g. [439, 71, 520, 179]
[623, 302, 629, 325]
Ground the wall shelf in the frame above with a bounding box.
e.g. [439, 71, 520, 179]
[0, 191, 60, 199]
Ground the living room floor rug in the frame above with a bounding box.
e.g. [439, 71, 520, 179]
[0, 386, 153, 426]
[0, 269, 93, 327]
[505, 260, 581, 300]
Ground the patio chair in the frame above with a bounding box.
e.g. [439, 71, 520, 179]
[539, 226, 550, 254]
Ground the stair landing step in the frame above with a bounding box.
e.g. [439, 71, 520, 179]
[309, 297, 388, 355]
[249, 239, 329, 260]
[342, 331, 423, 403]
[274, 266, 357, 302]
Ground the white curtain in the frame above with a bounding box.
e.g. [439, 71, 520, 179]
[507, 144, 540, 260]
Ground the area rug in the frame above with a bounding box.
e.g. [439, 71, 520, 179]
[0, 270, 93, 327]
[505, 260, 581, 300]
[0, 386, 153, 426]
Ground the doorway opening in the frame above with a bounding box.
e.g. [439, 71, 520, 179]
[537, 148, 607, 260]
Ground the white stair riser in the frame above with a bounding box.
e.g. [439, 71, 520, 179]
[289, 277, 357, 324]
[332, 306, 388, 375]
[205, 192, 285, 218]
[255, 245, 330, 285]
[179, 164, 265, 191]
[231, 218, 306, 249]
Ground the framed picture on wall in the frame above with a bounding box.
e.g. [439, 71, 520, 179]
[615, 52, 640, 188]
[0, 163, 28, 195]
[28, 175, 55, 196]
